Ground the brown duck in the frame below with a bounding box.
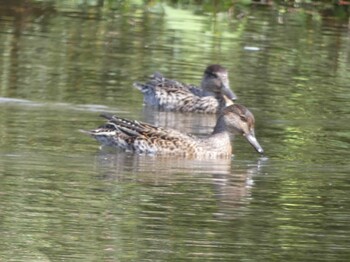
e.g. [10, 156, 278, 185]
[133, 64, 237, 113]
[82, 104, 264, 158]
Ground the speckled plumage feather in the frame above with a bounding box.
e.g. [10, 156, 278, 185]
[133, 64, 237, 113]
[82, 104, 264, 158]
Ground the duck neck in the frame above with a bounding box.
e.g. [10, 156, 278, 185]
[204, 116, 232, 155]
[212, 115, 228, 135]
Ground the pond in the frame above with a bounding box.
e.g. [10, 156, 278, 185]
[0, 1, 350, 261]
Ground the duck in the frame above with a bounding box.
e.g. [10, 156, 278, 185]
[133, 64, 237, 113]
[81, 104, 264, 158]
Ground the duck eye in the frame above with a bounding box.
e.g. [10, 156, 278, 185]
[205, 70, 217, 78]
[240, 115, 247, 122]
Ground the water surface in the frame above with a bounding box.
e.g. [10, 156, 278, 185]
[0, 1, 350, 261]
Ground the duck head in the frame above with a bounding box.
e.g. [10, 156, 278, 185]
[201, 64, 237, 101]
[217, 104, 264, 154]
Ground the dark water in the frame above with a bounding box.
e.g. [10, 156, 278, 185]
[0, 1, 350, 261]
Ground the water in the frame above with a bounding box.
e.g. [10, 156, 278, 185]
[0, 1, 350, 261]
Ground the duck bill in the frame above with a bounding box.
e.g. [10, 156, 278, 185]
[222, 83, 237, 101]
[244, 132, 264, 154]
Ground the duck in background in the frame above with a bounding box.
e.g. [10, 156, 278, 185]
[133, 64, 237, 114]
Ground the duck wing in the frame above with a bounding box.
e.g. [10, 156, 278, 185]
[86, 114, 198, 155]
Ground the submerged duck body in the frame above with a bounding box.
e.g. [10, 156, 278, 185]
[133, 64, 237, 113]
[82, 104, 264, 158]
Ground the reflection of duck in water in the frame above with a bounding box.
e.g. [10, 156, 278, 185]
[140, 95, 233, 136]
[92, 152, 267, 221]
[212, 157, 268, 219]
[133, 64, 237, 113]
[141, 107, 218, 137]
[81, 104, 264, 158]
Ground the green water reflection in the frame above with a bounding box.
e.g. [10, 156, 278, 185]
[0, 1, 350, 261]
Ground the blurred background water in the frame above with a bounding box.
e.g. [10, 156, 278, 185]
[0, 0, 349, 261]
